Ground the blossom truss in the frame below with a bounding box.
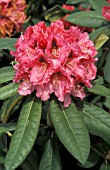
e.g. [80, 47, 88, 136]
[102, 6, 110, 21]
[11, 20, 98, 107]
[0, 0, 27, 37]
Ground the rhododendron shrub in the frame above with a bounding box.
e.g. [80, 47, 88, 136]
[11, 20, 97, 107]
[0, 0, 27, 37]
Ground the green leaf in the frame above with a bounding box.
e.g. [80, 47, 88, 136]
[39, 137, 62, 170]
[95, 48, 102, 64]
[0, 139, 6, 170]
[0, 95, 23, 123]
[88, 83, 110, 97]
[79, 2, 91, 10]
[0, 38, 17, 51]
[100, 163, 110, 170]
[2, 95, 23, 123]
[94, 76, 103, 84]
[0, 155, 5, 164]
[94, 33, 109, 50]
[65, 11, 107, 28]
[0, 67, 14, 84]
[31, 18, 41, 25]
[51, 137, 62, 170]
[89, 0, 108, 14]
[89, 26, 110, 41]
[104, 51, 110, 84]
[78, 151, 100, 168]
[0, 83, 19, 100]
[21, 150, 39, 170]
[0, 100, 10, 122]
[0, 134, 7, 152]
[81, 103, 110, 143]
[50, 101, 90, 165]
[66, 0, 88, 4]
[4, 96, 42, 170]
[103, 97, 110, 109]
[44, 5, 65, 22]
[0, 123, 16, 136]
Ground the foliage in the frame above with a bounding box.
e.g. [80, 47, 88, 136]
[0, 0, 110, 170]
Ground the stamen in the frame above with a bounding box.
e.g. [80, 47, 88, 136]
[51, 47, 60, 58]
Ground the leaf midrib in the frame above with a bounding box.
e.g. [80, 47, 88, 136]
[82, 109, 110, 129]
[66, 12, 104, 19]
[7, 97, 35, 169]
[0, 72, 14, 77]
[69, 16, 104, 19]
[0, 83, 17, 92]
[60, 103, 83, 163]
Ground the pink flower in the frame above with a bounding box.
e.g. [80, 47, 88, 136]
[102, 6, 110, 21]
[0, 0, 27, 37]
[62, 4, 75, 11]
[18, 81, 35, 95]
[60, 4, 75, 29]
[78, 5, 90, 11]
[107, 0, 110, 3]
[11, 20, 97, 107]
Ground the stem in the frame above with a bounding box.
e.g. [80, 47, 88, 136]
[91, 145, 105, 158]
[2, 95, 24, 123]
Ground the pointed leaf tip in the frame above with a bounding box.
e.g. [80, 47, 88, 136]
[50, 101, 90, 164]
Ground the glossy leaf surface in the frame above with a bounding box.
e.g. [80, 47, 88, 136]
[4, 96, 42, 170]
[81, 104, 110, 143]
[65, 11, 106, 28]
[88, 83, 110, 97]
[104, 51, 110, 83]
[66, 0, 88, 4]
[39, 137, 62, 170]
[50, 101, 90, 165]
[0, 38, 17, 51]
[0, 83, 19, 100]
[0, 67, 14, 84]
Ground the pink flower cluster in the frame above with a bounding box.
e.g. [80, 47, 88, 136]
[0, 0, 27, 37]
[102, 6, 110, 21]
[62, 4, 75, 11]
[11, 20, 97, 107]
[102, 0, 110, 21]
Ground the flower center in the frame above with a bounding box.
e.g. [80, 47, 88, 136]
[51, 46, 60, 58]
[53, 77, 59, 85]
[51, 38, 60, 59]
[106, 9, 110, 15]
